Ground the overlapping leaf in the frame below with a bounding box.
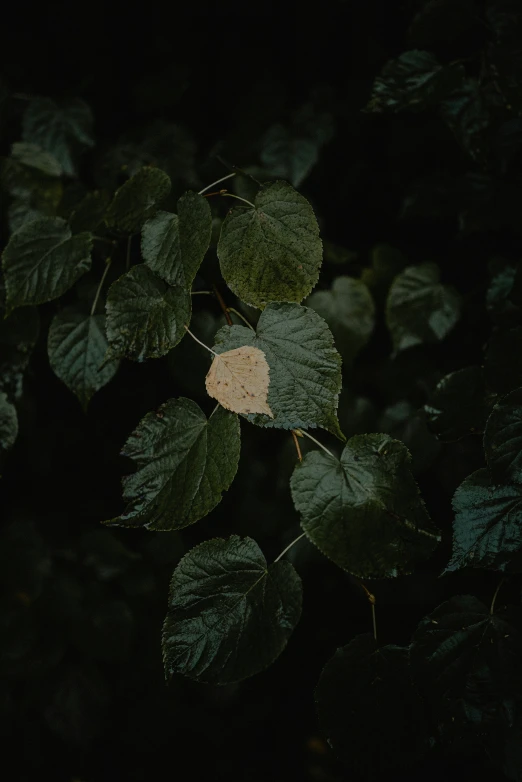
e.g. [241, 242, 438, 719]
[212, 302, 343, 437]
[2, 217, 92, 313]
[107, 398, 240, 530]
[141, 192, 212, 287]
[425, 366, 495, 441]
[484, 388, 522, 484]
[105, 265, 190, 361]
[105, 167, 171, 234]
[48, 304, 119, 410]
[290, 433, 440, 578]
[162, 535, 302, 684]
[217, 180, 322, 308]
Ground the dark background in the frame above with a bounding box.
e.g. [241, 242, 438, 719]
[2, 1, 521, 780]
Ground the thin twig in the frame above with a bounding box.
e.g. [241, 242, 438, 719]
[291, 430, 303, 461]
[90, 258, 112, 317]
[296, 429, 336, 458]
[191, 290, 213, 296]
[490, 577, 505, 615]
[221, 192, 255, 208]
[228, 307, 255, 331]
[213, 285, 233, 326]
[274, 532, 307, 562]
[202, 188, 228, 198]
[371, 603, 377, 641]
[198, 172, 236, 196]
[184, 325, 218, 356]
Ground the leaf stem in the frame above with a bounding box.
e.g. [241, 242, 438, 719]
[296, 429, 336, 458]
[371, 603, 377, 641]
[221, 192, 255, 209]
[184, 326, 218, 357]
[198, 172, 236, 196]
[213, 285, 233, 326]
[274, 532, 307, 562]
[90, 258, 112, 317]
[490, 576, 505, 615]
[93, 235, 117, 247]
[191, 290, 213, 296]
[215, 155, 262, 185]
[291, 430, 303, 461]
[228, 307, 255, 331]
[125, 236, 132, 271]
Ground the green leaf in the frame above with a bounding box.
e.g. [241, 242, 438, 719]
[213, 302, 343, 437]
[365, 50, 464, 113]
[410, 596, 522, 728]
[141, 191, 212, 287]
[485, 326, 522, 395]
[260, 124, 319, 187]
[105, 265, 191, 361]
[361, 243, 408, 290]
[69, 190, 111, 234]
[2, 217, 92, 313]
[425, 366, 496, 441]
[484, 388, 522, 484]
[217, 180, 322, 309]
[306, 276, 375, 363]
[446, 468, 522, 572]
[290, 433, 440, 578]
[0, 305, 39, 399]
[162, 535, 302, 685]
[11, 142, 63, 177]
[108, 399, 240, 530]
[0, 392, 18, 452]
[316, 635, 427, 775]
[105, 167, 171, 234]
[22, 97, 94, 176]
[47, 304, 119, 410]
[386, 262, 461, 354]
[440, 79, 490, 162]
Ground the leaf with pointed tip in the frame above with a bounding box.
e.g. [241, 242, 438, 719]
[217, 180, 322, 309]
[425, 366, 496, 441]
[22, 97, 94, 176]
[446, 469, 522, 573]
[290, 433, 440, 578]
[108, 399, 240, 530]
[306, 276, 375, 363]
[105, 265, 190, 361]
[386, 263, 461, 353]
[0, 393, 18, 453]
[205, 346, 273, 417]
[316, 635, 427, 775]
[162, 535, 302, 684]
[2, 217, 92, 313]
[48, 304, 119, 410]
[141, 191, 212, 287]
[213, 302, 343, 437]
[105, 167, 171, 234]
[484, 388, 522, 484]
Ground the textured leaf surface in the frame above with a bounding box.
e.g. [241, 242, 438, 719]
[306, 276, 375, 363]
[425, 366, 495, 441]
[108, 399, 240, 530]
[206, 346, 273, 417]
[366, 50, 464, 112]
[105, 167, 171, 234]
[69, 191, 111, 234]
[213, 302, 343, 437]
[440, 79, 490, 161]
[217, 180, 322, 308]
[290, 433, 440, 578]
[22, 98, 94, 176]
[0, 392, 18, 452]
[446, 468, 522, 572]
[2, 217, 92, 313]
[105, 265, 190, 361]
[162, 535, 302, 684]
[316, 635, 427, 776]
[484, 388, 522, 484]
[386, 263, 461, 353]
[48, 305, 119, 410]
[141, 192, 212, 287]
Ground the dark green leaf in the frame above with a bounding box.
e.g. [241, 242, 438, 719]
[217, 180, 322, 309]
[44, 664, 109, 744]
[260, 124, 319, 187]
[0, 305, 39, 399]
[162, 535, 302, 684]
[80, 529, 140, 580]
[69, 190, 111, 233]
[487, 262, 521, 328]
[365, 50, 464, 113]
[290, 433, 440, 578]
[440, 79, 490, 161]
[0, 392, 18, 452]
[361, 243, 408, 290]
[425, 366, 495, 441]
[316, 635, 427, 776]
[2, 217, 92, 313]
[105, 265, 190, 361]
[11, 142, 62, 177]
[213, 302, 343, 437]
[378, 401, 441, 476]
[105, 167, 171, 234]
[485, 326, 522, 395]
[446, 468, 522, 572]
[306, 276, 375, 363]
[141, 191, 212, 287]
[108, 399, 240, 530]
[48, 304, 119, 410]
[386, 263, 461, 353]
[22, 97, 94, 176]
[410, 596, 522, 728]
[484, 388, 522, 484]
